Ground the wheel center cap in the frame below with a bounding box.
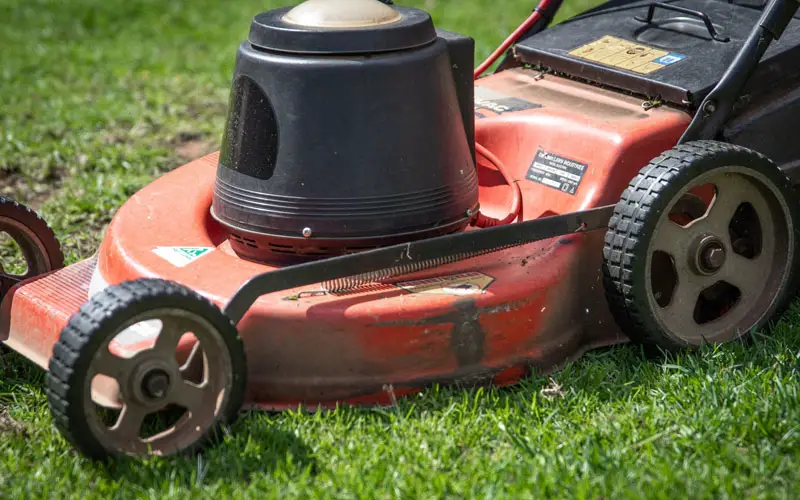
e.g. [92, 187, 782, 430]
[692, 235, 726, 275]
[141, 369, 171, 400]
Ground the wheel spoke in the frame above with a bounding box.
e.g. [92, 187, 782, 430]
[171, 381, 211, 413]
[719, 253, 766, 302]
[108, 403, 148, 443]
[707, 174, 753, 228]
[661, 277, 707, 331]
[179, 341, 207, 386]
[91, 349, 134, 381]
[0, 272, 21, 287]
[152, 317, 191, 359]
[652, 220, 692, 261]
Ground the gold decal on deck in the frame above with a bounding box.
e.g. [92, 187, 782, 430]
[569, 36, 686, 75]
[395, 272, 495, 296]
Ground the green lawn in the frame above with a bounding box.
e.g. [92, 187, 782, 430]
[2, 0, 800, 497]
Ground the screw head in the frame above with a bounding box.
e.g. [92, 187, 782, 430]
[701, 245, 726, 271]
[703, 100, 717, 115]
[142, 369, 171, 400]
[302, 227, 313, 238]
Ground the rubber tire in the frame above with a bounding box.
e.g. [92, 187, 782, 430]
[46, 278, 247, 461]
[0, 197, 64, 299]
[602, 140, 800, 351]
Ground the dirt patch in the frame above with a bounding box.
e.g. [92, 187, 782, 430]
[176, 139, 217, 160]
[0, 169, 63, 210]
[0, 407, 28, 436]
[173, 132, 218, 161]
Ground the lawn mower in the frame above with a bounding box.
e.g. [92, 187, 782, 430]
[2, 0, 800, 460]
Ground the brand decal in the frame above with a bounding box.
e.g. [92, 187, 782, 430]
[526, 150, 588, 195]
[569, 36, 687, 74]
[153, 246, 214, 268]
[474, 87, 542, 118]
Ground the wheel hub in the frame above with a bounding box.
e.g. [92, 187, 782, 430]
[691, 234, 726, 275]
[129, 358, 177, 407]
[141, 369, 171, 400]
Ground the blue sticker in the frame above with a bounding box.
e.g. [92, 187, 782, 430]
[653, 53, 686, 66]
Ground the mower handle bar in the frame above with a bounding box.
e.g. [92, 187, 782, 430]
[635, 2, 730, 42]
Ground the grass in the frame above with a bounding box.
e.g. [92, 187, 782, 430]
[2, 0, 800, 497]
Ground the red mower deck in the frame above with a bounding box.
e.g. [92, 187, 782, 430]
[3, 71, 690, 408]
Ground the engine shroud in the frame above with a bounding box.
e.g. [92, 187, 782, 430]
[211, 3, 478, 262]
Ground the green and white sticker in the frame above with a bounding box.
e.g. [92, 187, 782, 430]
[153, 246, 214, 267]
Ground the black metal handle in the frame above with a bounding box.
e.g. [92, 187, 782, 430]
[635, 2, 730, 42]
[679, 0, 799, 143]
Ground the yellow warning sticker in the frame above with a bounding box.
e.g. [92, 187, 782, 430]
[569, 36, 686, 75]
[395, 272, 495, 296]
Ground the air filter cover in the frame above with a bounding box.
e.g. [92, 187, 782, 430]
[212, 1, 478, 262]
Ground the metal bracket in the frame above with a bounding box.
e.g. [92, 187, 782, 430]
[224, 205, 616, 323]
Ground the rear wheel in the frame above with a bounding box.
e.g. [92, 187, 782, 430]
[603, 141, 800, 350]
[46, 279, 247, 460]
[0, 197, 63, 301]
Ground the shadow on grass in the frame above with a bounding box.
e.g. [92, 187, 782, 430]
[1, 347, 317, 486]
[357, 309, 800, 423]
[94, 412, 317, 486]
[4, 304, 800, 486]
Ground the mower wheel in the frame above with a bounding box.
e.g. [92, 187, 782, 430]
[46, 278, 247, 461]
[0, 197, 64, 301]
[603, 141, 800, 351]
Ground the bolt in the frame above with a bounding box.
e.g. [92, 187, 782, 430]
[142, 369, 170, 400]
[703, 100, 717, 115]
[302, 227, 313, 238]
[701, 244, 726, 272]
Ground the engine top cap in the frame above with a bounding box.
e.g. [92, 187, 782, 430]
[283, 0, 402, 28]
[248, 0, 436, 54]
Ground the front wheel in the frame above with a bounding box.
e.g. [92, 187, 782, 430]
[603, 141, 800, 350]
[46, 278, 247, 460]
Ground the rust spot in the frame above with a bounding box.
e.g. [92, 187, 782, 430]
[448, 300, 486, 367]
[374, 298, 529, 368]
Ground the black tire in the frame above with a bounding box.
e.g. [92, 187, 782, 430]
[46, 278, 247, 461]
[603, 141, 800, 351]
[0, 197, 64, 300]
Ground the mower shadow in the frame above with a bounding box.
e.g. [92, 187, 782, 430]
[1, 347, 317, 486]
[5, 312, 800, 485]
[98, 413, 317, 485]
[341, 314, 800, 421]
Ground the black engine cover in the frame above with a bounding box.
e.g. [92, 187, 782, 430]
[211, 5, 478, 262]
